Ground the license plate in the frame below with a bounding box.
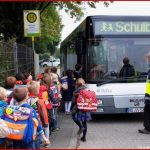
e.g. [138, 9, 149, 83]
[127, 108, 144, 113]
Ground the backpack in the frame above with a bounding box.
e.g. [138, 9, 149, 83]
[0, 118, 10, 138]
[49, 84, 61, 107]
[3, 104, 38, 143]
[77, 89, 98, 112]
[38, 85, 47, 100]
[38, 85, 52, 110]
[28, 97, 49, 128]
[61, 76, 68, 90]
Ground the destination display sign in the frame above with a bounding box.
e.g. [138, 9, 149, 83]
[94, 21, 150, 35]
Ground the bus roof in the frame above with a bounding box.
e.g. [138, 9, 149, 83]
[61, 15, 150, 48]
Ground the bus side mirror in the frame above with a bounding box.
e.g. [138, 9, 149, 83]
[75, 39, 85, 55]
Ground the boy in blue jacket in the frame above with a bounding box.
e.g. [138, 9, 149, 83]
[12, 87, 49, 148]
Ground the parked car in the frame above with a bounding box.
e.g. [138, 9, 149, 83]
[39, 59, 45, 65]
[41, 58, 60, 67]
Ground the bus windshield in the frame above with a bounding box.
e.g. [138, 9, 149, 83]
[87, 38, 150, 82]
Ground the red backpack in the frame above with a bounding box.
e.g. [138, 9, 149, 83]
[77, 89, 98, 112]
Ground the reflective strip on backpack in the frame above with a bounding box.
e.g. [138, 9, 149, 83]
[77, 106, 97, 110]
[77, 103, 98, 106]
[5, 121, 26, 140]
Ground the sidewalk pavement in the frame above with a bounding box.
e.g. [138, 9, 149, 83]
[49, 112, 79, 149]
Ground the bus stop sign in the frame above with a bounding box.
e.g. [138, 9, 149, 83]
[23, 10, 41, 37]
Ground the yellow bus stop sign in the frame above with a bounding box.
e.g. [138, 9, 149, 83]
[24, 10, 41, 37]
[26, 12, 37, 23]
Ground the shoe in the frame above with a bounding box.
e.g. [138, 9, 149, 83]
[81, 137, 86, 142]
[66, 112, 71, 115]
[138, 128, 150, 134]
[52, 127, 60, 132]
[77, 128, 84, 135]
[40, 142, 45, 146]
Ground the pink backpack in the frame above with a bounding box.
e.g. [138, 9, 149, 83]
[77, 89, 98, 112]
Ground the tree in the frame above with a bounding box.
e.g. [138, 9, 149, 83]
[0, 2, 54, 41]
[0, 2, 112, 53]
[35, 4, 62, 54]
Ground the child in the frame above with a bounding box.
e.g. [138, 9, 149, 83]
[39, 73, 52, 140]
[5, 76, 16, 104]
[62, 70, 75, 114]
[15, 72, 26, 86]
[51, 67, 61, 82]
[73, 64, 82, 81]
[71, 78, 91, 142]
[44, 67, 51, 75]
[23, 72, 33, 84]
[12, 87, 49, 148]
[39, 73, 51, 108]
[27, 81, 50, 148]
[5, 76, 16, 90]
[0, 87, 8, 148]
[50, 73, 62, 132]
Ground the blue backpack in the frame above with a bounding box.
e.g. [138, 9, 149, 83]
[3, 104, 38, 144]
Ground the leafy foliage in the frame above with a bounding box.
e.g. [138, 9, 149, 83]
[0, 2, 112, 54]
[35, 4, 62, 54]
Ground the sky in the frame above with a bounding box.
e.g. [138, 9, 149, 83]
[59, 1, 150, 42]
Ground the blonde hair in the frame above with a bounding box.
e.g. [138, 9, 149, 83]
[0, 87, 7, 100]
[76, 78, 85, 87]
[27, 81, 40, 95]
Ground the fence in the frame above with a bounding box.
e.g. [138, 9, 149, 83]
[0, 42, 34, 86]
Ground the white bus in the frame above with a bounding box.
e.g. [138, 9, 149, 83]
[60, 15, 150, 114]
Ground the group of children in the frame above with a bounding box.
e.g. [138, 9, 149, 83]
[0, 64, 91, 149]
[0, 67, 62, 148]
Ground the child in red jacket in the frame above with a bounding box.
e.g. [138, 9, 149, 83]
[71, 78, 92, 142]
[27, 81, 50, 148]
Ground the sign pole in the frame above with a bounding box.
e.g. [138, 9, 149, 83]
[23, 10, 40, 79]
[32, 36, 35, 51]
[32, 36, 36, 79]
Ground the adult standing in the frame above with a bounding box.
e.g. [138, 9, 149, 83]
[74, 64, 82, 81]
[138, 52, 150, 134]
[62, 70, 75, 114]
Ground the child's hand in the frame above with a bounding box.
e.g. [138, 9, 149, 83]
[44, 138, 51, 147]
[45, 138, 50, 145]
[42, 134, 51, 147]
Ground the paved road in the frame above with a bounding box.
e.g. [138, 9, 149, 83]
[50, 113, 150, 149]
[78, 114, 150, 149]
